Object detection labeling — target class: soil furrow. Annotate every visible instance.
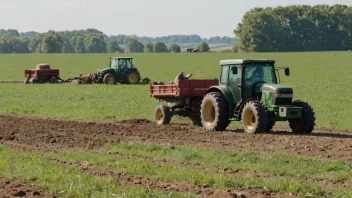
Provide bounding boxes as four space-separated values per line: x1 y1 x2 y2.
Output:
0 114 351 163
0 177 55 198
99 151 351 189
49 158 253 198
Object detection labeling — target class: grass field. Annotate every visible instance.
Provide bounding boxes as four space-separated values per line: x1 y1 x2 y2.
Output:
0 52 351 129
1 51 352 197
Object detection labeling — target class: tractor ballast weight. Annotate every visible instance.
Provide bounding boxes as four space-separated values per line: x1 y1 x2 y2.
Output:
92 57 141 85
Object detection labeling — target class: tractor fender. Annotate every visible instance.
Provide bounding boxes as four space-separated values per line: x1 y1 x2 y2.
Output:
99 68 115 76
206 86 235 119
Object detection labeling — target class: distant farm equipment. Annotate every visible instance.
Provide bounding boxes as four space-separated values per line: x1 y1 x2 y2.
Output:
24 64 62 84
92 57 143 85
20 58 150 85
184 48 200 53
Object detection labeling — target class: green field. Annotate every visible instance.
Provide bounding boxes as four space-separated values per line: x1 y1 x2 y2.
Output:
0 52 351 129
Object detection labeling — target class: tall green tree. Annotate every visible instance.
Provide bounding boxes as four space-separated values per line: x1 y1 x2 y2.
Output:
107 40 123 53
169 43 181 53
154 42 168 52
124 38 144 53
84 34 106 53
41 31 63 53
144 43 154 52
234 5 352 52
73 37 86 53
196 41 210 52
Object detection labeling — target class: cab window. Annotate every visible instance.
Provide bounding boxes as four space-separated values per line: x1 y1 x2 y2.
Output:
220 65 230 84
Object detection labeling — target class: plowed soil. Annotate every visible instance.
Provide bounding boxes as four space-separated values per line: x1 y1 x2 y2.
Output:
0 114 351 198
0 114 351 162
0 177 55 198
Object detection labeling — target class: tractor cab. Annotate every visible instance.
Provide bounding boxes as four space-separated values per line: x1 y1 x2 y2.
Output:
219 59 289 105
110 57 134 80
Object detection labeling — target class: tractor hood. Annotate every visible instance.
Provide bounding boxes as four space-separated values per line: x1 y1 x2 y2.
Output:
260 84 293 95
260 84 293 106
99 68 114 75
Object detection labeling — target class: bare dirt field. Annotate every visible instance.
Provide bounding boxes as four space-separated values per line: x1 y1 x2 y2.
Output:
0 114 351 162
1 114 351 197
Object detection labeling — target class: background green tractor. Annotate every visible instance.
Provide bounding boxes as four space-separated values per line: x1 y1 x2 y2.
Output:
92 57 141 85
201 59 316 133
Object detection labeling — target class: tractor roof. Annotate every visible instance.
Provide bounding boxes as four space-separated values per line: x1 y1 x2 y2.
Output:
220 59 275 65
110 57 133 59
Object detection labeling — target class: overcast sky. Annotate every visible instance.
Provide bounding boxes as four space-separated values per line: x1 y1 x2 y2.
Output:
0 0 351 38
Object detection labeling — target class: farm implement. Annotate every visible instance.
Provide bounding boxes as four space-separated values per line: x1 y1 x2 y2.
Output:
150 59 316 134
11 57 150 85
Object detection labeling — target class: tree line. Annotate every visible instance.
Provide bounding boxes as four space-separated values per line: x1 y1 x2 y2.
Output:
0 29 231 53
233 4 352 52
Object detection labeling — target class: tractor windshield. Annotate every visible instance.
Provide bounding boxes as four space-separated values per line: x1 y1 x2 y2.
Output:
245 64 277 85
110 59 118 69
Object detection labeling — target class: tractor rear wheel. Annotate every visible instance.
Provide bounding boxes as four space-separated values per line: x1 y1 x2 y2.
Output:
241 101 267 134
154 105 172 125
103 74 116 85
289 100 315 133
201 92 229 131
125 70 141 84
189 115 202 126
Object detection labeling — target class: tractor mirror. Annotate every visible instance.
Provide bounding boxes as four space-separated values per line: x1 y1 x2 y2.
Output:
231 67 238 75
285 67 290 76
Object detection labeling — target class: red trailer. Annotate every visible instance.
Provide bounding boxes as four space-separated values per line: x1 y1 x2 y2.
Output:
24 64 62 84
150 79 218 125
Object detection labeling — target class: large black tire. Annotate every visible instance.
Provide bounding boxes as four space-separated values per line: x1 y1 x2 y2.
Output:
103 74 116 85
30 78 39 84
241 101 267 134
92 73 98 84
189 115 202 126
265 110 276 133
289 100 315 133
154 105 172 125
200 92 229 131
125 70 141 84
48 77 59 84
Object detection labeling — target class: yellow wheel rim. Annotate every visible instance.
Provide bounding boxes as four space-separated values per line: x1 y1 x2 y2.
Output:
203 101 215 126
128 73 138 84
155 108 164 122
244 109 255 130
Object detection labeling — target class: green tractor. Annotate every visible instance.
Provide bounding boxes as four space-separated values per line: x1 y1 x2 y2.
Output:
201 59 316 133
92 57 141 85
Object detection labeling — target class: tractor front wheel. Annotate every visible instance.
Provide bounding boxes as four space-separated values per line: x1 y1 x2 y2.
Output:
241 101 267 134
200 92 229 131
154 105 172 125
103 74 116 85
289 100 315 133
125 70 141 84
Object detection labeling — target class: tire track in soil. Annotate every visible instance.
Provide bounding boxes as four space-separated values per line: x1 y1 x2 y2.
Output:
0 177 55 198
0 114 351 163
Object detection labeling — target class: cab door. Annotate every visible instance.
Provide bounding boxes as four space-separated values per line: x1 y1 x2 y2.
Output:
227 65 242 105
